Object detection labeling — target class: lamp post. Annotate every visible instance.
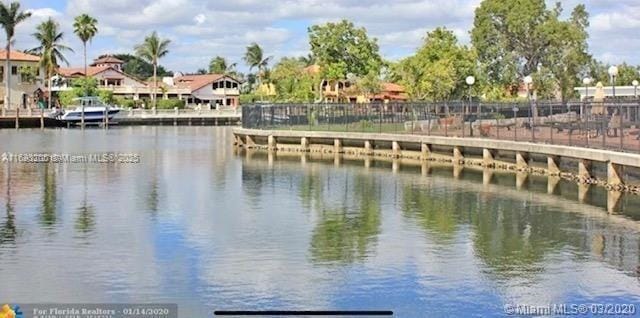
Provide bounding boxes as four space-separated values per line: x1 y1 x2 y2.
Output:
523 75 534 142
466 76 475 137
582 77 592 120
633 79 639 128
608 65 621 148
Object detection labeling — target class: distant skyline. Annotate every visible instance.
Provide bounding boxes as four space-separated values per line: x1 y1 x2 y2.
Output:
12 0 640 74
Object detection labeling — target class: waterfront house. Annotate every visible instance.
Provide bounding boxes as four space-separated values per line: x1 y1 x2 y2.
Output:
54 55 241 108
303 64 408 103
0 50 45 109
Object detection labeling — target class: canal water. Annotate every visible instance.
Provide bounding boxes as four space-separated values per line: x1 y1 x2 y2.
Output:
0 126 639 317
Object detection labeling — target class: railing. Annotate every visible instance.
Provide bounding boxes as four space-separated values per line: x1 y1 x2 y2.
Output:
0 107 47 117
117 107 241 118
242 101 640 153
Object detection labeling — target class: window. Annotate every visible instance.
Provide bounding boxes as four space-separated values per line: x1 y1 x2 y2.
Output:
212 82 219 89
11 66 17 75
226 81 232 89
0 66 3 83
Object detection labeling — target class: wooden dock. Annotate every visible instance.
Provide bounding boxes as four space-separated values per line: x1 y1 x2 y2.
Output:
0 107 242 128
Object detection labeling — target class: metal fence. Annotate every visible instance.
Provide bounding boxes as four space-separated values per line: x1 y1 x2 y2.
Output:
242 101 640 153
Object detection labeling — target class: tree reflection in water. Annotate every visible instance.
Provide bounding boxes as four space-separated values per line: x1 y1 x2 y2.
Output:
40 164 57 228
310 173 381 264
1 164 16 245
75 164 95 235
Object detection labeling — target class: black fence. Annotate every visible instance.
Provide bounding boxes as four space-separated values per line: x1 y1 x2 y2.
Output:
242 101 640 153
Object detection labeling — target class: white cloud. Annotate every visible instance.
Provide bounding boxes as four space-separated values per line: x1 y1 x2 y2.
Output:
7 0 640 73
194 14 206 25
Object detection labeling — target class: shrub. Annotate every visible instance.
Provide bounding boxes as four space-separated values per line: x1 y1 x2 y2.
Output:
239 93 257 105
156 99 185 109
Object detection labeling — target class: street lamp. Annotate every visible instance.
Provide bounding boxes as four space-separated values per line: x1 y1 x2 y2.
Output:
608 65 621 147
523 75 535 141
582 77 592 120
633 79 639 126
466 76 475 137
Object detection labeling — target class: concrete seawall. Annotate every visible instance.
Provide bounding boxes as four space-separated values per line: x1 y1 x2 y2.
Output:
233 128 640 194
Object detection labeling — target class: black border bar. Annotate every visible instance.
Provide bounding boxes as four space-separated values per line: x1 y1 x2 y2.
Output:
214 310 393 316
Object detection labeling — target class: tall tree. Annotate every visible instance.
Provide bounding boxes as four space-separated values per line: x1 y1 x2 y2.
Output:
209 56 236 75
308 20 382 79
31 18 73 109
135 31 170 109
541 3 590 103
391 27 476 101
270 57 317 102
0 1 31 109
472 0 591 100
243 43 271 84
73 14 98 96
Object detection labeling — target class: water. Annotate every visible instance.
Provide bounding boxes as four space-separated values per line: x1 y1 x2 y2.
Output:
0 126 639 317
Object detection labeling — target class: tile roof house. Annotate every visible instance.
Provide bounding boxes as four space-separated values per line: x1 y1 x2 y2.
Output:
53 56 242 108
0 50 45 109
303 64 408 103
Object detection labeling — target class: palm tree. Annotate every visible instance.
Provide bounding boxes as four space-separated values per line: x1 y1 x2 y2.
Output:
135 31 170 109
0 1 31 109
243 42 271 85
209 56 236 75
73 14 98 95
30 18 73 109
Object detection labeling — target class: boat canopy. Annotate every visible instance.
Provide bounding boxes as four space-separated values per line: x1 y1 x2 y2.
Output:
73 96 106 107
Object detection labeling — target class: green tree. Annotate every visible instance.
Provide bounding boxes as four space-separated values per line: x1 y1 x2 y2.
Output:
472 0 591 101
30 18 73 108
392 27 476 101
243 43 272 85
0 1 31 109
112 53 171 79
356 71 382 100
540 3 591 103
615 63 640 86
270 57 317 102
308 19 382 79
135 31 170 109
209 56 237 75
472 0 549 90
73 14 98 96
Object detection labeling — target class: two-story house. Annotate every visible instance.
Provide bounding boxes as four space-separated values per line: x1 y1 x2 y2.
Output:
55 55 241 108
0 50 45 109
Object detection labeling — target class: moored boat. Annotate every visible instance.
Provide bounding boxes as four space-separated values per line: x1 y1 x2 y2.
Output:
59 97 120 124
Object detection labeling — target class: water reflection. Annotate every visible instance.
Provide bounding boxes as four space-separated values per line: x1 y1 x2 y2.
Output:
310 174 381 264
1 127 639 317
40 164 57 228
75 165 95 236
1 164 16 245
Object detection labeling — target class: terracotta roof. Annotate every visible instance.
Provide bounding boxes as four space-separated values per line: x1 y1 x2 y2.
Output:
303 64 321 75
0 50 40 62
91 55 124 65
57 66 147 85
174 74 240 91
381 82 405 93
57 66 112 77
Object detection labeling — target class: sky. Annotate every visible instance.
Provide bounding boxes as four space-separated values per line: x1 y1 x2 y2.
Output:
11 0 640 74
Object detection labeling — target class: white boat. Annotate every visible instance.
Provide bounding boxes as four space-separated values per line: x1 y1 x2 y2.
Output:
59 97 120 124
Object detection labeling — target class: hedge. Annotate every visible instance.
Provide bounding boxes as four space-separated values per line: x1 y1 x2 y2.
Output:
156 99 186 109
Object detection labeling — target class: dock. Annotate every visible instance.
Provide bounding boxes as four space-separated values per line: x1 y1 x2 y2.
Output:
0 107 242 128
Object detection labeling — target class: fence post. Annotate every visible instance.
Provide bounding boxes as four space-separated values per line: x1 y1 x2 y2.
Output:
619 103 624 151
602 106 607 149
15 107 19 129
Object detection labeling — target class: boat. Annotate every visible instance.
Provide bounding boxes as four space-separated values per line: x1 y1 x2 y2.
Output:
58 97 120 124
